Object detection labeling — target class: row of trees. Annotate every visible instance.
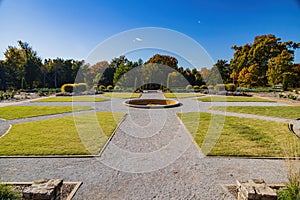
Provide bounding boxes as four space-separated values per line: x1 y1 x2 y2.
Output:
204 34 300 89
0 34 299 91
0 41 84 90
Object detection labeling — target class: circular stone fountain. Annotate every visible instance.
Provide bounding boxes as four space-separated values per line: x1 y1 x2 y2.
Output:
123 99 181 109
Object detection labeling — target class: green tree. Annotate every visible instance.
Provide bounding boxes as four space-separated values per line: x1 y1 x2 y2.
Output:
214 60 230 84
3 45 25 89
18 41 42 88
0 60 6 90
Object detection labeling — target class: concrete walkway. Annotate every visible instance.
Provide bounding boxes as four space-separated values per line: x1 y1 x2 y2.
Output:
0 93 294 199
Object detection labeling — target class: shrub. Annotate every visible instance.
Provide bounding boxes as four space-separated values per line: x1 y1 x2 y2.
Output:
107 85 113 91
207 85 214 90
74 83 87 93
114 85 120 90
61 84 74 93
225 83 236 91
200 85 208 90
99 85 106 91
214 84 225 91
185 85 193 90
279 94 286 98
193 85 200 92
0 184 21 199
288 94 297 100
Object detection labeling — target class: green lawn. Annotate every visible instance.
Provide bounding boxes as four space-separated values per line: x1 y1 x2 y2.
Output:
34 96 107 102
0 112 125 155
178 112 300 157
0 106 93 120
211 106 300 119
101 92 141 98
197 96 274 102
164 93 204 98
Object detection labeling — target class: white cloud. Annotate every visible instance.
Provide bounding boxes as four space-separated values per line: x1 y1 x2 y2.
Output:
134 37 143 42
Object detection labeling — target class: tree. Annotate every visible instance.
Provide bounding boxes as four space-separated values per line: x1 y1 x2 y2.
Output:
3 45 25 89
230 34 300 88
145 54 178 70
0 60 6 90
90 61 109 85
200 67 211 82
267 49 294 87
206 65 223 85
214 60 230 84
18 41 42 89
113 61 135 87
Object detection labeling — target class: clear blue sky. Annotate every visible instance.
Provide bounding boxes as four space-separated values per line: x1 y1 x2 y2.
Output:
0 0 300 67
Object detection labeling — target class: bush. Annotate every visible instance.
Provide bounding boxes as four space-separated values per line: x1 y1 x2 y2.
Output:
225 83 236 91
193 85 200 92
200 85 208 90
61 84 74 93
99 85 106 91
214 84 225 91
0 184 21 199
288 94 297 100
185 85 193 90
279 94 286 98
114 85 120 90
74 83 87 93
207 85 214 90
107 85 113 91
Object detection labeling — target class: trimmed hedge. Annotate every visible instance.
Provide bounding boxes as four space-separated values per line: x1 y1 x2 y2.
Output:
99 85 106 91
61 83 87 93
185 85 193 90
61 84 74 93
214 84 225 91
225 83 236 91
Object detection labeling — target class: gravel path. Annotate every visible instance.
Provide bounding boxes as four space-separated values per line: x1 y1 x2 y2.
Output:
0 93 295 199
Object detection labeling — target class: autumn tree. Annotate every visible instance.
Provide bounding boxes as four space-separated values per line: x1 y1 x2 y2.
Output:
145 54 178 70
230 34 300 88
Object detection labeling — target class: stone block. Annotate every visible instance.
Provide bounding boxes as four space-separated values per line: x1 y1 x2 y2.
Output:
23 179 63 200
236 179 277 200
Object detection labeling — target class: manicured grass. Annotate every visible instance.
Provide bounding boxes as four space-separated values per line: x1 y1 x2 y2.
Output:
211 106 300 119
197 96 274 102
0 112 125 155
163 93 204 98
34 96 107 102
178 112 300 157
0 106 93 120
102 92 141 98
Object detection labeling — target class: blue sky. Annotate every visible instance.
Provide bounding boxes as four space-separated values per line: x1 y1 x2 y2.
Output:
0 0 300 68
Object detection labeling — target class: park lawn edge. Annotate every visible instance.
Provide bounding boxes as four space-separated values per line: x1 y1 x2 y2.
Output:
33 96 107 102
210 106 300 119
0 112 125 156
163 93 204 98
0 106 93 120
197 95 275 102
178 112 300 157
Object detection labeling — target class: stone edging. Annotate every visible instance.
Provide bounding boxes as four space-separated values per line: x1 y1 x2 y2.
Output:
98 113 128 157
0 181 83 200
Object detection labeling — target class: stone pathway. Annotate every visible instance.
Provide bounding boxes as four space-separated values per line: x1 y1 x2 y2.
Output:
0 93 295 199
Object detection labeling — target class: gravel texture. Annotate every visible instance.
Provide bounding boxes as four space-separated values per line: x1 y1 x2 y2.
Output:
0 93 294 199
